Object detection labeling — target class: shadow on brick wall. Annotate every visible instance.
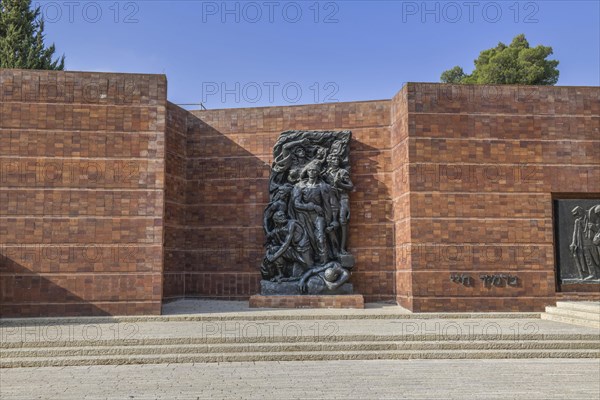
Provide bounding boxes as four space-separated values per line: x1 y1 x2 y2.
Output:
164 103 396 303
346 139 396 302
164 106 266 301
0 255 109 317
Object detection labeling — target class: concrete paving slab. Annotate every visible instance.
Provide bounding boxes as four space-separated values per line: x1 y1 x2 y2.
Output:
1 359 599 400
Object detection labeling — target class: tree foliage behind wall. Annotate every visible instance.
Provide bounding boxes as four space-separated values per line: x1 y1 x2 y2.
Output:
441 34 559 85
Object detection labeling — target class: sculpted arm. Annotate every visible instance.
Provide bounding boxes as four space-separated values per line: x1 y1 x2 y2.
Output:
269 224 294 261
298 264 329 293
263 204 275 234
570 219 580 252
293 186 318 212
273 139 307 169
282 138 310 152
336 176 354 192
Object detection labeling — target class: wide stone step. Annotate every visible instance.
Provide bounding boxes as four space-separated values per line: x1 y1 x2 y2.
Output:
0 312 542 326
2 349 599 368
4 333 600 349
541 313 600 329
545 307 600 322
555 301 600 314
3 340 598 359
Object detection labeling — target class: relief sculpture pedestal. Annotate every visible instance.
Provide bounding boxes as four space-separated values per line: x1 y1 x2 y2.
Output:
249 295 364 309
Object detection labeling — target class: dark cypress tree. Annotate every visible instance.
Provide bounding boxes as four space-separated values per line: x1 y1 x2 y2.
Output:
0 0 65 70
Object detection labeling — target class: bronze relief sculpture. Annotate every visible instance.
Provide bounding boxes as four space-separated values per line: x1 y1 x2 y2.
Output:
555 199 600 284
569 204 600 281
260 130 355 295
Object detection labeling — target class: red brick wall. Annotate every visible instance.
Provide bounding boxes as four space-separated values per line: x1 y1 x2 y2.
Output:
391 85 412 309
163 103 188 300
187 101 395 302
399 83 600 311
2 70 598 316
0 70 167 317
180 84 598 311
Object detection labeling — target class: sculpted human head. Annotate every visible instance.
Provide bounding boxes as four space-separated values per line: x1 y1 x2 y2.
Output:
302 160 322 181
571 206 585 218
316 146 327 159
273 210 287 225
327 154 340 168
324 267 340 282
294 146 306 158
330 139 344 155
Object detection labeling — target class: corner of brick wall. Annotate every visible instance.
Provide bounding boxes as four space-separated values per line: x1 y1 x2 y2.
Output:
0 69 168 317
403 83 600 312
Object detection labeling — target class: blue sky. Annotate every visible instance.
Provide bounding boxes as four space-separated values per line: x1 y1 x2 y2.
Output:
39 0 599 108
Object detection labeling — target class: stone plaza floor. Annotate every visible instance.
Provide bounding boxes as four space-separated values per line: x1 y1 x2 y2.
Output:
1 359 599 400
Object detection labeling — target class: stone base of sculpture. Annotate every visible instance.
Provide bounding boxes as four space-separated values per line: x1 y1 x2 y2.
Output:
560 282 600 293
249 294 364 309
562 278 600 284
260 280 354 296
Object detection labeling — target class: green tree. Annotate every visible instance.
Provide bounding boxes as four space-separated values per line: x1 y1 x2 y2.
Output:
441 34 559 85
0 0 65 70
440 66 466 84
